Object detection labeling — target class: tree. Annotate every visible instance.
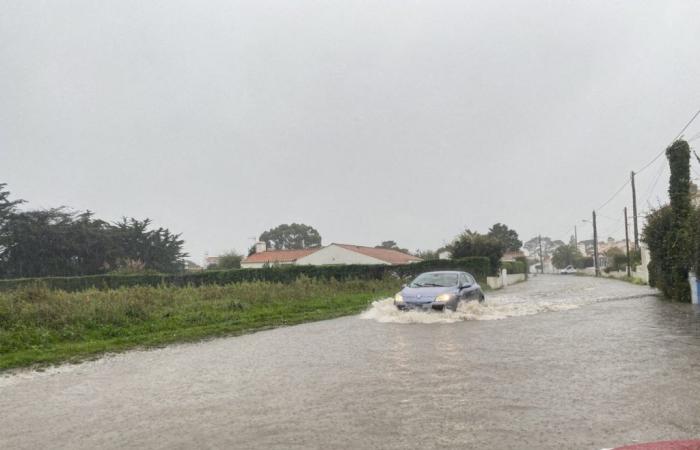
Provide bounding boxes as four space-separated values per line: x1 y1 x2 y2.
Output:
0 183 24 221
644 140 693 301
449 229 505 272
0 183 187 278
111 218 186 273
376 240 409 253
217 250 242 269
415 249 439 260
259 223 322 250
523 236 562 259
487 223 522 252
551 244 583 269
604 247 625 272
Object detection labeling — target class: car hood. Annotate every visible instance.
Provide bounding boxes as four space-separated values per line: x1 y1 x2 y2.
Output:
401 286 456 303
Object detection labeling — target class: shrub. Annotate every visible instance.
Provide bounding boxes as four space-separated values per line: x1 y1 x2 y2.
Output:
449 230 505 271
0 257 491 293
500 261 526 274
642 139 693 301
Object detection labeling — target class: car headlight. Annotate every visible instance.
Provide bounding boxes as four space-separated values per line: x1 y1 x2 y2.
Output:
394 293 404 304
435 293 455 302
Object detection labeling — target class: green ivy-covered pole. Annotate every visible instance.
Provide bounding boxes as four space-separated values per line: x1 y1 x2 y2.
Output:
666 139 692 302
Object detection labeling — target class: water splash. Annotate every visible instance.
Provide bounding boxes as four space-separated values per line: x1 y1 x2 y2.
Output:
360 298 579 324
361 275 657 324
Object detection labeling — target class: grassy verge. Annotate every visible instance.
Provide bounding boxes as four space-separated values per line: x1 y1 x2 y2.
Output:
0 277 401 371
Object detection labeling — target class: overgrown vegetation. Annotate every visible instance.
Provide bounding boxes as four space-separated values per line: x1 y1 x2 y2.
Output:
0 277 401 370
449 230 505 271
643 140 693 302
500 260 527 274
551 244 585 269
0 257 492 293
0 183 186 278
487 223 522 252
258 223 322 250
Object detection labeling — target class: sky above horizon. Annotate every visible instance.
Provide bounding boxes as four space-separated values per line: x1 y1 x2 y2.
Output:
2 0 700 263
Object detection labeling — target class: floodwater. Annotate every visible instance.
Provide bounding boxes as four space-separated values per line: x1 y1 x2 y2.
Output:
2 275 700 449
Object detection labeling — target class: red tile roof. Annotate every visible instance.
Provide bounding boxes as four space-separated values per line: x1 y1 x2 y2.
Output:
333 244 422 265
242 248 320 264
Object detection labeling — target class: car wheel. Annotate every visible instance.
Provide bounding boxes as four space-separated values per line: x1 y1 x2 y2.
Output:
478 294 485 303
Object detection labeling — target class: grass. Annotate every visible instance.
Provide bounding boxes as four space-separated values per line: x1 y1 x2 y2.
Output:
0 277 401 371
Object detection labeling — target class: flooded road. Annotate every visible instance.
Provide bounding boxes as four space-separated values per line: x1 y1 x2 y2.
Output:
2 276 700 449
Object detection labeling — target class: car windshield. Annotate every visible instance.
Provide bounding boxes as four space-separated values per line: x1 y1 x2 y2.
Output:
409 273 458 288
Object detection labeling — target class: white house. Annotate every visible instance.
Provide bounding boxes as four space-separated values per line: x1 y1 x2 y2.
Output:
241 242 421 268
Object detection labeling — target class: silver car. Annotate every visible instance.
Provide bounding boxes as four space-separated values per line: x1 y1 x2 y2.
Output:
394 271 485 311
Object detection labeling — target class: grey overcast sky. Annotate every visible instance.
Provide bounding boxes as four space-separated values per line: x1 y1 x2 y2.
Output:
2 1 700 262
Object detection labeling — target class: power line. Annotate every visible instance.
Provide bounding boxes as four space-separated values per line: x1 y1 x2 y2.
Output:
642 159 666 206
633 108 700 175
596 179 630 211
674 108 700 141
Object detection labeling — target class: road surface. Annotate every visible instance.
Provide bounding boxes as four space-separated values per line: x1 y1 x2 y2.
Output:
2 275 700 449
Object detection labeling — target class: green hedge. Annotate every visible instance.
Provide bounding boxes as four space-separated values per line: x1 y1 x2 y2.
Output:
0 257 491 292
500 260 526 275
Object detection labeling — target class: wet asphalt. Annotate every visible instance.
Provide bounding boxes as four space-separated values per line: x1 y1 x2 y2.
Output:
2 275 699 449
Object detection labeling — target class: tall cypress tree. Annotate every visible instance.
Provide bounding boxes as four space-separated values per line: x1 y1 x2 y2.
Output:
665 140 692 302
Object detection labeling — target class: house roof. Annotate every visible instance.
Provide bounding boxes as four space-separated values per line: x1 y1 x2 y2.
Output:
333 244 422 265
242 247 320 264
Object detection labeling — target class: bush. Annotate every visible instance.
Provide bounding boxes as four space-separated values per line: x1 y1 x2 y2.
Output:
642 139 693 301
0 257 491 293
500 261 526 274
449 230 504 272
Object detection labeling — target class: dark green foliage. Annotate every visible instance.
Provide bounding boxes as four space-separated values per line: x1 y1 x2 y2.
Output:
0 184 186 278
259 223 322 250
487 223 522 252
449 230 505 271
643 206 673 291
212 251 243 270
643 140 693 301
665 141 692 301
0 257 491 293
500 260 526 274
515 256 529 278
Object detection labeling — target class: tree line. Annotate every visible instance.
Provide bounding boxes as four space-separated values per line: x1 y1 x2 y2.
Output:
0 184 186 278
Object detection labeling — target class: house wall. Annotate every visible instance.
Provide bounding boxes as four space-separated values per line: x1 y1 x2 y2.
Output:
240 261 295 269
296 245 389 266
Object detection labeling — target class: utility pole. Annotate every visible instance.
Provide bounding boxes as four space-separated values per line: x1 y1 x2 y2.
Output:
574 225 578 247
624 207 631 277
538 235 544 274
592 210 599 277
631 171 639 251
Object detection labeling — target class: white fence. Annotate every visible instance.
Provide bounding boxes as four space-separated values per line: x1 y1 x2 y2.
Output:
486 269 526 289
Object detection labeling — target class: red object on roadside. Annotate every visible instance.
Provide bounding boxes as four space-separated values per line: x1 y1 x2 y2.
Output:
614 440 700 450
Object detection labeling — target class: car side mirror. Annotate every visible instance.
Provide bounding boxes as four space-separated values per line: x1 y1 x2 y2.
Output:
460 283 471 289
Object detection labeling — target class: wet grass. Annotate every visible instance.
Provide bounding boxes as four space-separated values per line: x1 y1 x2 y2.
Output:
0 277 401 371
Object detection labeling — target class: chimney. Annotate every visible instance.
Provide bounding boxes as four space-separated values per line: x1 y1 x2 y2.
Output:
255 241 267 253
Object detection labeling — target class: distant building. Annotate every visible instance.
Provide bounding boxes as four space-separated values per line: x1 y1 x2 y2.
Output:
184 260 203 272
241 242 422 268
501 251 525 262
204 256 220 269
